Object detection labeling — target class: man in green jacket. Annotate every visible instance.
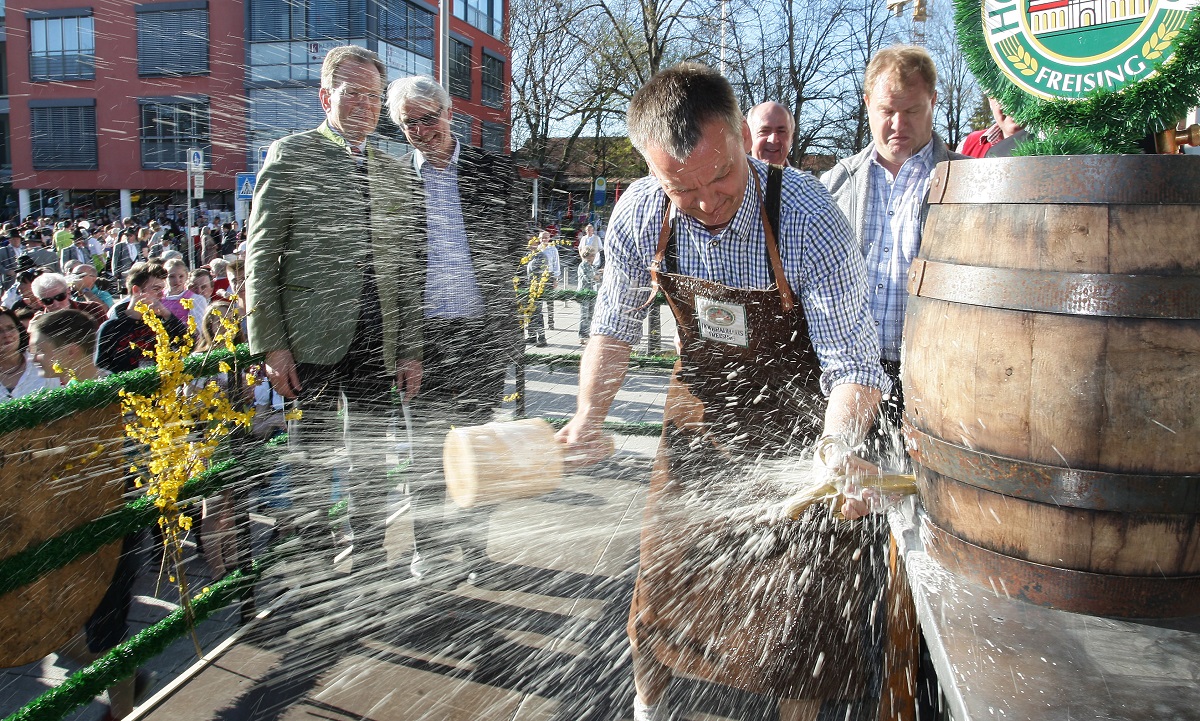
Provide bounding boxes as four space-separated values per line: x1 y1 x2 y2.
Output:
246 45 419 577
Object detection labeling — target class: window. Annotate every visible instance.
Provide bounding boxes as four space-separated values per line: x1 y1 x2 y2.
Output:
481 52 504 108
454 0 502 38
380 0 434 57
449 38 471 100
137 3 209 76
451 112 473 144
490 0 504 39
0 116 10 169
307 0 366 38
28 11 95 81
481 121 506 153
247 0 366 42
31 100 97 169
139 97 210 170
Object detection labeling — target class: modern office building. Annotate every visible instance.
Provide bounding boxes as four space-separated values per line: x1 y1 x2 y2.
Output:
3 0 511 224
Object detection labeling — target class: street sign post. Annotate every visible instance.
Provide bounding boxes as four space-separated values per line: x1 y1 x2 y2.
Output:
188 147 204 173
259 145 269 171
236 172 257 201
186 147 204 268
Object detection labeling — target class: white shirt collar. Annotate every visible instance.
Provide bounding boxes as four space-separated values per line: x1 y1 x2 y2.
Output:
413 138 461 179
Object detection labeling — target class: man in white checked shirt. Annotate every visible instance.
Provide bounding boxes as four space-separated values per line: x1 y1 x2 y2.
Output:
387 75 525 588
555 63 893 721
822 45 965 446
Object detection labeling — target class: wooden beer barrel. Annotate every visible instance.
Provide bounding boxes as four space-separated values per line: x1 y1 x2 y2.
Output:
903 155 1200 619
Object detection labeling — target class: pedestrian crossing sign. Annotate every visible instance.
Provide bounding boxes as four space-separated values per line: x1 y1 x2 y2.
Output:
236 172 257 201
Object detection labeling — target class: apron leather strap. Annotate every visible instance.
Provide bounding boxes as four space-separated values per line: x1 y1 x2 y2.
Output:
758 166 794 313
649 163 795 312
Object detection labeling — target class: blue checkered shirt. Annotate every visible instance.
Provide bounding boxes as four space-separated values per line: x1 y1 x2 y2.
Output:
592 157 889 396
415 140 486 319
862 141 936 362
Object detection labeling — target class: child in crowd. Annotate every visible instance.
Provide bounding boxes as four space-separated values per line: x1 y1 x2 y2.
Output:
189 267 215 303
161 258 207 331
577 246 600 346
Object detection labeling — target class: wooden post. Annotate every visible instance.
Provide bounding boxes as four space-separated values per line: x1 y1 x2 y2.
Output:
879 532 919 721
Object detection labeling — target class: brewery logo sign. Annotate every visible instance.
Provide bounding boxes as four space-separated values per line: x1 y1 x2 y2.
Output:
984 0 1197 100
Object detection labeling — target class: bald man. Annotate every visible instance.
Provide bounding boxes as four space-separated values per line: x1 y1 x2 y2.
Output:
747 101 795 165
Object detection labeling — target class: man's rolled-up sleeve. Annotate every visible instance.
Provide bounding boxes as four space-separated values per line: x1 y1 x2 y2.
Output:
801 199 891 397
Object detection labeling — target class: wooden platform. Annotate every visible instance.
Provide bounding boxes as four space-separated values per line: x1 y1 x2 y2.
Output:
130 434 784 721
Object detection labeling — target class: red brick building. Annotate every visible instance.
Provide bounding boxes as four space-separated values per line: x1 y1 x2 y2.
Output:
3 0 512 224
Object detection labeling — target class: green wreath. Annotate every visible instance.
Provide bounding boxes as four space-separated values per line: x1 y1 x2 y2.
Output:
955 0 1200 154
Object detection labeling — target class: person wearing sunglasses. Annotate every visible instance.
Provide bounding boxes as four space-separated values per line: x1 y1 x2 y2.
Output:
29 272 108 327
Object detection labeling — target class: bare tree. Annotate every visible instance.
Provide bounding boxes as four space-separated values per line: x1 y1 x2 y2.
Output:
830 0 904 155
510 0 610 183
926 0 979 148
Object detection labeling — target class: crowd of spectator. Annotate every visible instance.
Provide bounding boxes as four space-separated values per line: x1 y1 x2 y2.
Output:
0 214 248 400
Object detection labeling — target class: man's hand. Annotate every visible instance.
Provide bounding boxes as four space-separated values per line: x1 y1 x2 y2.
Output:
264 348 302 399
810 435 883 520
555 416 612 470
396 359 423 402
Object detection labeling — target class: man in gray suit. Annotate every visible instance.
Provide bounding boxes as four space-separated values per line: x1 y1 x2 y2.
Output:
387 75 525 586
246 46 417 577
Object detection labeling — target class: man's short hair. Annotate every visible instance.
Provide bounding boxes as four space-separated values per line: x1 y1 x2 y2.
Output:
864 45 937 98
747 101 796 135
627 62 744 163
68 264 96 282
126 261 167 290
30 308 96 354
387 75 451 125
32 272 69 298
320 45 386 90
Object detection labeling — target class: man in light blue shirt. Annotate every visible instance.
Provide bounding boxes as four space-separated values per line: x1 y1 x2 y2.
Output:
822 45 965 440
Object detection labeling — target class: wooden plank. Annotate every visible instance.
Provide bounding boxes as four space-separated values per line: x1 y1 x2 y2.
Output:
1109 205 1200 274
920 204 1110 273
918 469 1200 575
1028 313 1106 469
1100 318 1200 473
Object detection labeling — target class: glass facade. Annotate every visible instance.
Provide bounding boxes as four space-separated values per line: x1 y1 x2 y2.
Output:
248 0 367 41
453 0 502 39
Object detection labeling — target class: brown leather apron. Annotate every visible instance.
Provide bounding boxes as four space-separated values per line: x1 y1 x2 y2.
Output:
627 171 886 701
